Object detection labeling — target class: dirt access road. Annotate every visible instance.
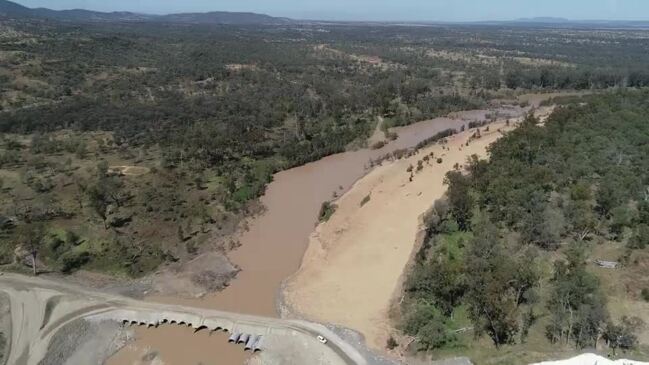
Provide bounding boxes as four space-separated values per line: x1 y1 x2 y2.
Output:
284 108 554 351
0 273 366 365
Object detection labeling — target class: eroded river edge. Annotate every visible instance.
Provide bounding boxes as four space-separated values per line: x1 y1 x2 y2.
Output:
108 93 575 365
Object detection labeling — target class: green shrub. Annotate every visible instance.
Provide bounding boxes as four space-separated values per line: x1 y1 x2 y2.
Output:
629 224 649 249
47 236 66 257
641 288 649 302
603 319 638 352
58 251 92 274
439 219 460 234
401 302 457 351
386 336 398 350
610 205 634 239
65 230 81 246
386 131 398 141
416 319 458 350
318 202 337 222
360 194 371 207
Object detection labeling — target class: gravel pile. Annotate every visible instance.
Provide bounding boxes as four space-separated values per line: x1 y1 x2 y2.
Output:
39 319 132 365
0 293 10 365
327 325 402 365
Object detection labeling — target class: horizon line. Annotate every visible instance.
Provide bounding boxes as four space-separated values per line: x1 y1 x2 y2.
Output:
7 0 649 24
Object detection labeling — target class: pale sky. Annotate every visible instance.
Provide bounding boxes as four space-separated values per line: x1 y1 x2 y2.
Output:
13 0 649 21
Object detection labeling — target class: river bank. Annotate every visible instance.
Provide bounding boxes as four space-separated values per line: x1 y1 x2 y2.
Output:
280 115 533 352
105 92 569 365
142 106 525 315
105 109 511 365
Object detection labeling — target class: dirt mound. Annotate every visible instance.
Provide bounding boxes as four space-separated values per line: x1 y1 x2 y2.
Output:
150 252 240 299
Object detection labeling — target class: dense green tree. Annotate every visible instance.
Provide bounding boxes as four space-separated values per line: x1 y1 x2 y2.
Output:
609 205 635 240
564 199 597 241
444 171 473 231
638 201 649 225
629 224 649 249
570 182 592 202
87 185 110 229
404 91 649 354
596 178 622 217
464 213 538 346
520 193 566 249
15 222 46 275
401 302 458 351
405 248 466 316
603 318 639 354
546 245 608 347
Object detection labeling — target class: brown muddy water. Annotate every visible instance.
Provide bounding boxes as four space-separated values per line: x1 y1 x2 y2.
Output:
106 106 532 365
106 325 249 365
146 109 521 316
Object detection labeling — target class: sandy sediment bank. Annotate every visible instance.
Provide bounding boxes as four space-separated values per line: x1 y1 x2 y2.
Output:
282 117 526 351
108 103 547 365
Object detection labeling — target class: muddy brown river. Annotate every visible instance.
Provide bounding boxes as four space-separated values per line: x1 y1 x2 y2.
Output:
149 112 504 314
107 98 554 364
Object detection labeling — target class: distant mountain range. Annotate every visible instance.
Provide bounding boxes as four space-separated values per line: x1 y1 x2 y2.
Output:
0 0 291 24
515 17 572 23
0 0 647 28
515 17 648 25
481 17 649 28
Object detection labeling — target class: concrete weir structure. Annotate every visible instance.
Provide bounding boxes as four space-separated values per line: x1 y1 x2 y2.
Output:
0 273 367 365
104 311 264 351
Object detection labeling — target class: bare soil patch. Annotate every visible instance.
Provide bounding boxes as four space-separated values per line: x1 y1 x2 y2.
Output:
108 165 150 176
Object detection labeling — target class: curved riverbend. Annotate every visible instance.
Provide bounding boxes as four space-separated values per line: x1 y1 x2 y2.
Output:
148 108 527 316
110 95 566 364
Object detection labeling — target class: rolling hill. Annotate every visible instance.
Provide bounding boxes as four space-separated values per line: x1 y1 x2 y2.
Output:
157 11 290 25
0 0 289 24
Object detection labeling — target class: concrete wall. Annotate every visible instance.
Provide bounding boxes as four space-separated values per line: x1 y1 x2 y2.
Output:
85 308 271 352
